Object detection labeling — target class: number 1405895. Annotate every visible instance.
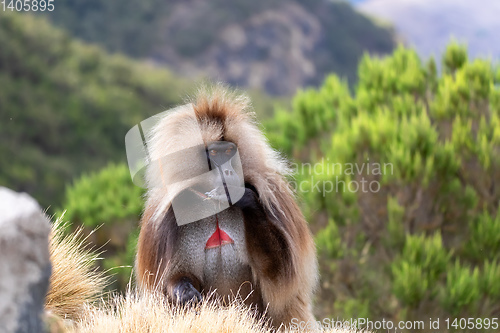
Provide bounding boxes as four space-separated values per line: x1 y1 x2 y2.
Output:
2 0 54 12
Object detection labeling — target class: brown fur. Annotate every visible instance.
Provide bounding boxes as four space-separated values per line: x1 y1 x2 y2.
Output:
136 85 318 328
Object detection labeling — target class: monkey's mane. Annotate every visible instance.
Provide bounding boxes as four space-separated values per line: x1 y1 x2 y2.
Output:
139 85 318 322
145 84 294 225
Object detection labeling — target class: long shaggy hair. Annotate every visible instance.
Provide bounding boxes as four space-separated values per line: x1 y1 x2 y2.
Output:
137 85 318 327
144 85 291 222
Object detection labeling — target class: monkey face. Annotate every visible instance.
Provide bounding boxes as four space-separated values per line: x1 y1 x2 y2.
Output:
125 105 245 225
145 141 245 226
206 141 242 200
168 141 245 225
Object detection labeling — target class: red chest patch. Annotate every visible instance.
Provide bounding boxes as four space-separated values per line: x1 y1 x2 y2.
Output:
205 216 234 249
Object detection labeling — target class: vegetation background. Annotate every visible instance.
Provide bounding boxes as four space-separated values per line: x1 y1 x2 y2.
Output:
1 1 499 332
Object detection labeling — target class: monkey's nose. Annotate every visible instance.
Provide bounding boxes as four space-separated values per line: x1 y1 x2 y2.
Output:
224 169 234 176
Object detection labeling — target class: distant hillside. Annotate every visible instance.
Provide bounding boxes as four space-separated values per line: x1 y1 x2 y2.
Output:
0 12 190 208
42 0 396 95
358 0 500 60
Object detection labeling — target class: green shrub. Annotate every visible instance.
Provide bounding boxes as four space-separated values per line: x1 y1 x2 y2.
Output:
267 42 500 324
467 209 500 261
481 260 500 300
392 233 451 306
316 218 344 260
59 163 144 291
334 298 371 323
440 261 481 316
442 41 468 74
392 262 429 307
400 233 451 283
61 163 144 228
265 75 353 157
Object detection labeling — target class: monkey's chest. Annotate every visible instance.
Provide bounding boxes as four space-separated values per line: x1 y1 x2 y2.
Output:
201 210 254 298
179 208 255 299
203 243 254 298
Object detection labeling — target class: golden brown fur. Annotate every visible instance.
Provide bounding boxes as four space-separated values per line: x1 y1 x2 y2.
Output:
136 85 318 328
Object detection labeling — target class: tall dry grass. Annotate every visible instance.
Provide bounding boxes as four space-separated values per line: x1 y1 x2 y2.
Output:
45 217 108 320
64 291 371 333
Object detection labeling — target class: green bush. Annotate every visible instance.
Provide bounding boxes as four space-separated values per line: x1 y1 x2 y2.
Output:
392 233 451 306
440 261 481 316
481 260 500 300
400 233 451 283
59 163 144 291
443 41 468 74
61 163 144 227
392 261 429 307
334 298 371 323
467 209 500 261
267 42 500 326
316 218 344 260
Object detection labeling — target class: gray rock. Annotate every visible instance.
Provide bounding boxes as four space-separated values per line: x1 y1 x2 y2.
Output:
0 187 51 333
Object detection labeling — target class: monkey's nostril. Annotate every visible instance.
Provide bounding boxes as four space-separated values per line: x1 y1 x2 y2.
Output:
224 170 234 176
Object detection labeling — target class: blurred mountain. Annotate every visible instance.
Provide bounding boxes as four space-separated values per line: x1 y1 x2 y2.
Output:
0 12 288 209
0 12 190 208
358 0 500 60
42 0 395 95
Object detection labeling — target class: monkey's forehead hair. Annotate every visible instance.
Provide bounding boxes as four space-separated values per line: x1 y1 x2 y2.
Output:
192 84 252 125
148 86 288 175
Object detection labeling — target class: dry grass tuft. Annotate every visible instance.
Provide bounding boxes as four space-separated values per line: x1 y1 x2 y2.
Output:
45 216 108 320
68 291 272 333
63 290 370 333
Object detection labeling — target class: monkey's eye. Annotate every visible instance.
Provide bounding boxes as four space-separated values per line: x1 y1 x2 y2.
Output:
209 149 217 156
225 149 232 155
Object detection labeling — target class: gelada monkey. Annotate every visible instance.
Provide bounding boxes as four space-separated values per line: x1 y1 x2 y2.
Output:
136 85 318 328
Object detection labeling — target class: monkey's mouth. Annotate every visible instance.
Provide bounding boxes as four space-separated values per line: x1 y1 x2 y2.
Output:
205 216 234 249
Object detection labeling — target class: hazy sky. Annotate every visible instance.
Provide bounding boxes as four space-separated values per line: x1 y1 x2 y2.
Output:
358 0 500 61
